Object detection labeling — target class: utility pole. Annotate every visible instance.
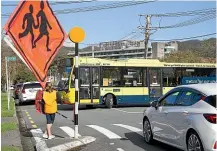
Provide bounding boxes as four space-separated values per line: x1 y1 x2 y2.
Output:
92 45 94 58
144 15 151 59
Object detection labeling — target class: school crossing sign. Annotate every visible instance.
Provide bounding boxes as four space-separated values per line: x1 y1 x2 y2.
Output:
4 0 67 88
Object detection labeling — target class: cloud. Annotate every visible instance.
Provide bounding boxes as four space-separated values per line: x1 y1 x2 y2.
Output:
63 38 75 47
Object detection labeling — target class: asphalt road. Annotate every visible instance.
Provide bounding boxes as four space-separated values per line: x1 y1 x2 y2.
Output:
19 103 182 151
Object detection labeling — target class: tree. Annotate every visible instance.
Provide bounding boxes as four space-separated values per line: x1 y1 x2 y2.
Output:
161 51 216 63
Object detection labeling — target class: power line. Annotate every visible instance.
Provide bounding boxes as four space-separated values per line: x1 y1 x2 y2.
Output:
2 0 156 17
1 0 97 7
139 8 216 17
150 13 216 29
150 33 216 41
80 32 216 46
54 1 155 15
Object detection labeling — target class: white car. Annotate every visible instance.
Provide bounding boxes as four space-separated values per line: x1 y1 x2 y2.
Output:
143 83 217 151
19 82 42 104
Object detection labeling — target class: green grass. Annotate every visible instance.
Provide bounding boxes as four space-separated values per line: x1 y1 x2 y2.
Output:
1 146 20 151
1 122 17 132
1 93 15 117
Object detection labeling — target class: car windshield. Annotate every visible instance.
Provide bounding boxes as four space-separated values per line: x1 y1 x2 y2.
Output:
205 95 216 108
24 83 41 89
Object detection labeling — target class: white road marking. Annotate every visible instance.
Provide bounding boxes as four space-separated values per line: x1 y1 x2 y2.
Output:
30 129 48 151
87 125 121 139
112 108 143 114
113 124 142 132
60 126 81 137
110 143 114 145
117 148 125 151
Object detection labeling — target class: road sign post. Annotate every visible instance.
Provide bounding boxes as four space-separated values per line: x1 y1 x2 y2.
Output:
69 27 85 139
5 56 16 110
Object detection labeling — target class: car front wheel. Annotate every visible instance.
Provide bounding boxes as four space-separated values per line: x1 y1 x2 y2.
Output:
143 118 153 144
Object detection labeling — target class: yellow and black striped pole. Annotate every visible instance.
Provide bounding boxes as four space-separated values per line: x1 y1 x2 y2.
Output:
69 27 85 139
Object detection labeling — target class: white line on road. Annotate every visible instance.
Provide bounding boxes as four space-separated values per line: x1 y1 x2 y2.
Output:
117 148 125 151
60 126 81 137
87 125 121 139
112 108 143 114
30 129 48 151
113 124 142 132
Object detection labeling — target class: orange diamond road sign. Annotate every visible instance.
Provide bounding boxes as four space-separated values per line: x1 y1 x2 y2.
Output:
4 0 67 88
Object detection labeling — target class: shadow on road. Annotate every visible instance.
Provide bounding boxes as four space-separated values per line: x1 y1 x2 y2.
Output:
57 104 104 111
124 132 182 151
57 104 148 111
114 105 150 108
18 101 35 106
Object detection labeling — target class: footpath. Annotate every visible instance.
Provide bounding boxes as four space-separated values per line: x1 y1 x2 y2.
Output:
1 93 95 151
1 93 23 151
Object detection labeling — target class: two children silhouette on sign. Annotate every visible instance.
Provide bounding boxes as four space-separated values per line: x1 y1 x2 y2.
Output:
19 1 52 51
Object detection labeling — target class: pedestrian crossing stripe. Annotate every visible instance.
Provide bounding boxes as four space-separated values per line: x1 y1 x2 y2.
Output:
112 124 142 132
31 123 143 140
87 125 121 139
60 126 81 138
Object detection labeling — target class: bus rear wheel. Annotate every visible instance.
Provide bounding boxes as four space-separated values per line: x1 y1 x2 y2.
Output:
105 94 113 109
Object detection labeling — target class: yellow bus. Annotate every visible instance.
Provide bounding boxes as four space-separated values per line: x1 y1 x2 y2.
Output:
58 57 216 108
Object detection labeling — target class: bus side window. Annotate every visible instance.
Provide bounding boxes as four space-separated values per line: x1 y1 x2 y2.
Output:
163 68 177 87
123 68 143 87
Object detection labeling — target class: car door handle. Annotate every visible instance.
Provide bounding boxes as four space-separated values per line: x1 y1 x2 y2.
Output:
183 111 188 114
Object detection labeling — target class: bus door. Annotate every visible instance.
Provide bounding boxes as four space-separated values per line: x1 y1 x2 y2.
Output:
79 67 100 104
148 68 163 102
91 67 100 104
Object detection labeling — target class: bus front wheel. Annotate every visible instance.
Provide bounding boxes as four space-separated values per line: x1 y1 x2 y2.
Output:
105 94 113 109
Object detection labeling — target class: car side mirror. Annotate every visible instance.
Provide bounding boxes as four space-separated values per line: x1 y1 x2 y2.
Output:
150 100 158 110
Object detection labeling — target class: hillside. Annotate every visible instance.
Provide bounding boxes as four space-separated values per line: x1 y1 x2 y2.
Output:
178 38 216 58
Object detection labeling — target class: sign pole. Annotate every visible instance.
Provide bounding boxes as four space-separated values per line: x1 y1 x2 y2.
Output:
74 42 79 139
4 37 31 71
9 71 11 109
69 26 85 139
5 57 9 110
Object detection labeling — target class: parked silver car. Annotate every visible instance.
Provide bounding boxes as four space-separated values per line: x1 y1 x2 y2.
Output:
18 82 42 104
143 83 217 151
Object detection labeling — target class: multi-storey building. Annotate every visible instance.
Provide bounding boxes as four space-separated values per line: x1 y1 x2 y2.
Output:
152 41 178 59
67 40 178 59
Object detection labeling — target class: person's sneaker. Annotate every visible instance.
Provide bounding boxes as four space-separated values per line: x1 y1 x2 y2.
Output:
42 133 48 138
48 135 55 139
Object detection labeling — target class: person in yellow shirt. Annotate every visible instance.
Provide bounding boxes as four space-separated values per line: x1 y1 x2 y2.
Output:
42 82 57 139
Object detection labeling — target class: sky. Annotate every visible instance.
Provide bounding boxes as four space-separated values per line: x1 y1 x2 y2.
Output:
1 1 216 48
